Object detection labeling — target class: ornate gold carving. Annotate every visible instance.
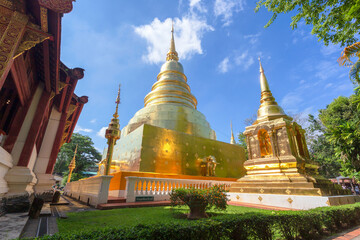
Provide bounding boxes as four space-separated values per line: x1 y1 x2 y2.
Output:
40 6 48 32
260 188 264 193
253 153 257 158
258 196 263 202
0 0 13 9
285 189 291 195
240 188 244 192
326 200 330 206
287 198 293 204
14 28 50 58
317 189 322 195
185 163 189 167
0 11 28 80
280 149 285 154
236 195 240 200
38 0 73 13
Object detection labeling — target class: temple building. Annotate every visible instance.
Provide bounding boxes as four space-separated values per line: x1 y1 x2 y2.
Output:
0 0 87 212
99 27 246 195
228 59 357 209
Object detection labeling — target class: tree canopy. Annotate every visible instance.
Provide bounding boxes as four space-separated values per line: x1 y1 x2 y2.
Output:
255 0 360 46
53 133 101 182
319 95 360 179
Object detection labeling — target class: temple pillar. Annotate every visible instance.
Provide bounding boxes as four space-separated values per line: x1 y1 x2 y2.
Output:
33 108 62 193
4 85 44 195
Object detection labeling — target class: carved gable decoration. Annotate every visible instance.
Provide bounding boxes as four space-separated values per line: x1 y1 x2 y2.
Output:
39 0 73 13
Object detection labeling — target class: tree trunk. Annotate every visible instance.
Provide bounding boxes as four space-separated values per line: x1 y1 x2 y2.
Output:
187 202 208 220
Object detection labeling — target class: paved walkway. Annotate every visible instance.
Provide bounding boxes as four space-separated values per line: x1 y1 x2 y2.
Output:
0 212 29 240
326 227 360 240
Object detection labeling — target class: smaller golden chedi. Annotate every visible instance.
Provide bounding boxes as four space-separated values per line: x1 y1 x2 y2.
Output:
230 59 350 197
67 145 77 183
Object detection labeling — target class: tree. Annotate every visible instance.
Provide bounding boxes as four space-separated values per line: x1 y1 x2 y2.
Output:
306 114 341 178
255 0 360 46
318 95 360 180
53 133 101 182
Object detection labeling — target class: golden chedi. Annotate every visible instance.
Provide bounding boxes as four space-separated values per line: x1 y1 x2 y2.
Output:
229 59 356 208
102 26 246 178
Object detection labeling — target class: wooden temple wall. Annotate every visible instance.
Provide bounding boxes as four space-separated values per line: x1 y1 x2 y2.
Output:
0 0 87 202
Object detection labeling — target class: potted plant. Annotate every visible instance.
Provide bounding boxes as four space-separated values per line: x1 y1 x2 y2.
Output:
170 185 228 219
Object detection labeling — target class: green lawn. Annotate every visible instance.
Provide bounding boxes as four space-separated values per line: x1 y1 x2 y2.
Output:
57 205 271 234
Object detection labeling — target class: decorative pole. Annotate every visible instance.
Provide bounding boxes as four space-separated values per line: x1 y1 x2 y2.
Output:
104 84 121 175
67 144 77 183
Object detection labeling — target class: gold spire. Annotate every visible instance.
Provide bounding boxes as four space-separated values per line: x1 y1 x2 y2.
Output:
256 58 288 124
67 144 77 183
166 21 179 61
104 85 121 175
114 84 121 118
230 121 236 144
143 22 197 109
259 58 270 92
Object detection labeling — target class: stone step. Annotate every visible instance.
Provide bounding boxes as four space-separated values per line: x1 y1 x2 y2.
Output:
97 201 171 210
107 197 126 204
40 203 51 216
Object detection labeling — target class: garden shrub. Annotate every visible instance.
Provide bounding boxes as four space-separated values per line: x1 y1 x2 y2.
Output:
170 185 228 219
36 202 360 240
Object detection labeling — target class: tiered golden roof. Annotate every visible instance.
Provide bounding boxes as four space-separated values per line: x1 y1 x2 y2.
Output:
256 58 289 124
121 26 215 139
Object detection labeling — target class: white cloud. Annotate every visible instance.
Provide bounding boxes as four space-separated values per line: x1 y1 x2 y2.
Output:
320 44 341 56
315 60 342 80
189 0 207 13
97 127 107 139
218 57 230 73
90 119 97 124
74 125 93 133
234 51 254 70
134 17 213 64
244 33 261 45
325 83 333 89
281 92 303 112
214 0 245 26
299 80 306 85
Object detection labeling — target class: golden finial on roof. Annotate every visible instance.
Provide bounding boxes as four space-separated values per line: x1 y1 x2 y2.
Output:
259 57 270 92
114 84 121 118
166 20 179 62
255 58 288 124
230 121 236 144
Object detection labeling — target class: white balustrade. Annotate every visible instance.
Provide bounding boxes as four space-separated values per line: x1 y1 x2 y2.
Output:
64 175 113 207
125 176 234 202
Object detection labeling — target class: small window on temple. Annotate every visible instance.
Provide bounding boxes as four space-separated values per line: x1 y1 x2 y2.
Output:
258 129 273 157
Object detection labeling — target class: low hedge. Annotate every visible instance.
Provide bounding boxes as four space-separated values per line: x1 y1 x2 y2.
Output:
36 202 360 240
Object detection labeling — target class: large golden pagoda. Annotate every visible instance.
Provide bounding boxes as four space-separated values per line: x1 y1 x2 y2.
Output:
104 26 246 178
229 60 352 207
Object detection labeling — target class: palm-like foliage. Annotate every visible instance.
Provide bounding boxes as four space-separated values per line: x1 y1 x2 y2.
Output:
338 42 360 83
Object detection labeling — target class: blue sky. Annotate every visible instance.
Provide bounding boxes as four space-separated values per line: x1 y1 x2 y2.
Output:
60 0 354 152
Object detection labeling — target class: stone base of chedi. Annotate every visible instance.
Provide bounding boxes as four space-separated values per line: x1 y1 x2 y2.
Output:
229 60 360 210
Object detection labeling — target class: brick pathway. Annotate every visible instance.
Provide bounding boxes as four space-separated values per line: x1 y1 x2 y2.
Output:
329 227 360 240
